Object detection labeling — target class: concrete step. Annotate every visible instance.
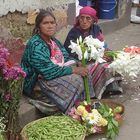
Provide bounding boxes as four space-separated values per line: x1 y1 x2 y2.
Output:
19 95 59 130
19 96 44 130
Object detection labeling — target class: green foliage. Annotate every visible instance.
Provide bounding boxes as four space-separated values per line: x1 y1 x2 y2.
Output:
98 104 119 139
0 45 26 140
0 79 24 137
104 51 120 60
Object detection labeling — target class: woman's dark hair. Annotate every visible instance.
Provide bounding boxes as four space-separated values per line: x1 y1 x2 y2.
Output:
32 9 56 35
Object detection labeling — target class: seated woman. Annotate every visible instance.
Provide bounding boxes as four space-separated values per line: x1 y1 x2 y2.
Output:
21 9 92 114
64 6 123 98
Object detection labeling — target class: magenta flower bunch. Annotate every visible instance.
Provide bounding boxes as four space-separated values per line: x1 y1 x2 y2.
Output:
0 43 26 140
3 65 26 80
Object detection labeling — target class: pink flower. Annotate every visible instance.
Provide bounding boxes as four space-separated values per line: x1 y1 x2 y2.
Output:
0 58 6 68
74 100 81 108
68 107 81 121
93 125 102 133
4 93 12 102
0 46 9 59
3 65 26 80
68 107 76 116
72 114 81 121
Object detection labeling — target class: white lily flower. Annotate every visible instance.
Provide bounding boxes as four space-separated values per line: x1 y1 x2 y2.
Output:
68 36 105 63
90 46 98 59
129 72 137 78
68 41 83 60
96 57 106 63
85 111 101 125
84 35 104 48
109 51 140 79
84 50 88 59
79 36 83 44
98 47 105 57
76 36 83 46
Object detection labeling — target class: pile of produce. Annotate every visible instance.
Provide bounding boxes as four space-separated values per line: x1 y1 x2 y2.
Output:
21 115 86 140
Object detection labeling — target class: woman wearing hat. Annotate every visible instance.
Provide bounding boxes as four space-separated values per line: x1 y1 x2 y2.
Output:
64 6 123 99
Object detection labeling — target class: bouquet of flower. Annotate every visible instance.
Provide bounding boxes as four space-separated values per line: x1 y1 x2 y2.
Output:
0 43 26 140
68 37 125 139
108 46 140 80
69 35 105 63
69 36 105 104
68 100 124 139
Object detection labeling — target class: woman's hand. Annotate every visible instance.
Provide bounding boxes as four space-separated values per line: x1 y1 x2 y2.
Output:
72 66 88 77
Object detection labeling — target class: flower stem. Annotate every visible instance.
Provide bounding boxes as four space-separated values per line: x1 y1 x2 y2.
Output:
0 133 4 140
83 76 91 104
82 57 91 104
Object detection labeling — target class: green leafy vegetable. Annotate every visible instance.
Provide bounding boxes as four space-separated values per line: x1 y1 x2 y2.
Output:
98 104 119 139
104 51 120 60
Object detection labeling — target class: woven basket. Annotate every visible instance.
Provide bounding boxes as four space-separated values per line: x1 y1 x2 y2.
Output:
91 99 125 134
21 116 86 140
91 99 125 114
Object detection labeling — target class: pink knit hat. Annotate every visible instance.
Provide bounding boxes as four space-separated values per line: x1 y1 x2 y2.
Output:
79 6 98 22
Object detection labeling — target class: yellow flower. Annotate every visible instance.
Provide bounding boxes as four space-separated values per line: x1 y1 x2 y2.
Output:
109 108 114 116
83 101 88 106
92 109 101 115
109 108 113 114
82 111 89 118
76 105 87 116
98 118 108 126
90 127 96 133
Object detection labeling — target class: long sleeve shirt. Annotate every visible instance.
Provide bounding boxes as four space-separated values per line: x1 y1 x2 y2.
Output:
21 34 73 96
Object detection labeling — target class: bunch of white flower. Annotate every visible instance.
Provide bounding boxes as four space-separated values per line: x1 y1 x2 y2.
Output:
68 35 105 63
108 51 140 79
68 36 106 104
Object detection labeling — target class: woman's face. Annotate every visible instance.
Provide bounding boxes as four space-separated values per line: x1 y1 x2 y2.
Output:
39 15 56 37
79 14 93 30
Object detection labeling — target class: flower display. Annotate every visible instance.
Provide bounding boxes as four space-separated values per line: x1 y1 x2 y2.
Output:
68 35 105 63
108 46 140 79
123 46 140 54
68 101 123 139
0 43 26 140
68 36 105 104
67 37 129 139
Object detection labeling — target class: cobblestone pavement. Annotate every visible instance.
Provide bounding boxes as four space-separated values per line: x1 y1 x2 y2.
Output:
86 23 140 140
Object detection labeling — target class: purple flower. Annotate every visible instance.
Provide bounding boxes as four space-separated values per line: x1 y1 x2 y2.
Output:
0 58 7 69
0 46 9 59
93 125 102 133
3 65 26 80
4 93 12 102
74 99 81 108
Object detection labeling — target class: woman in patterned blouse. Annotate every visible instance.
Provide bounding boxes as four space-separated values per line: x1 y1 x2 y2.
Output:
21 9 90 113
